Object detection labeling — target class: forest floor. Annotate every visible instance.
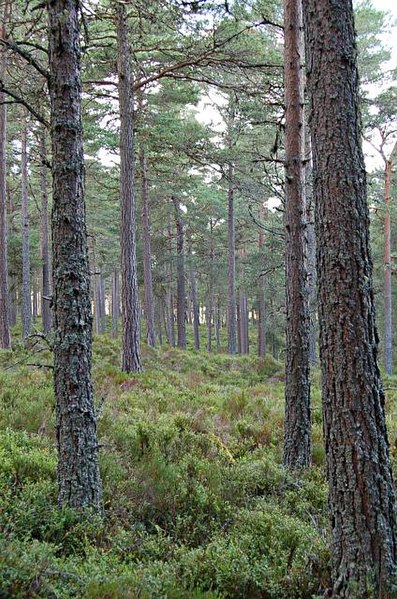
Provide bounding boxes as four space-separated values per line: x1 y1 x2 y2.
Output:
1 330 397 598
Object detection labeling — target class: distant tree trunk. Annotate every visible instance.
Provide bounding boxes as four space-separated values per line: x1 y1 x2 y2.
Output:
100 274 106 332
94 271 105 335
215 297 221 350
207 219 214 352
157 298 163 345
282 0 311 470
304 0 397 595
117 3 142 372
9 276 17 327
257 217 266 358
32 270 38 322
227 161 237 354
239 289 249 355
139 144 156 347
21 121 31 341
188 237 200 350
111 269 119 338
207 297 213 352
172 197 186 349
48 0 102 509
0 3 10 349
40 128 52 335
383 143 396 376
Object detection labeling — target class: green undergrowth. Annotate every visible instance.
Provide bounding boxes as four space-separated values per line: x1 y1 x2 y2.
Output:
0 332 342 598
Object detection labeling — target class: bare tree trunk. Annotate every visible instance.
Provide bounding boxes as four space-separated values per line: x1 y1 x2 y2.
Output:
9 276 17 327
305 114 317 366
239 290 249 355
21 120 31 341
383 143 396 376
282 0 311 470
32 270 38 322
139 143 156 347
257 220 266 358
304 0 397 594
227 159 237 354
157 298 163 345
188 237 200 350
40 128 52 335
48 0 102 509
172 197 186 349
111 268 119 338
215 297 221 350
207 297 213 352
0 3 10 349
117 3 142 372
94 271 105 335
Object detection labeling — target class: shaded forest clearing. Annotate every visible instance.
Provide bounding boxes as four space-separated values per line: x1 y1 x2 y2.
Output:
1 330 397 598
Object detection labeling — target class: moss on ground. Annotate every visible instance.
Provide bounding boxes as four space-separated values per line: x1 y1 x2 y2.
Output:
0 330 370 598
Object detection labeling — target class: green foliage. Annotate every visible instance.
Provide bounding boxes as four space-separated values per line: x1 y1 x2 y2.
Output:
0 337 331 598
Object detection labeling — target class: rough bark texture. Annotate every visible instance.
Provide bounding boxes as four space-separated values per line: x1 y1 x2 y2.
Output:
215 298 221 350
32 270 38 322
111 269 119 338
117 4 142 372
48 0 102 509
257 218 266 358
282 0 311 470
140 145 156 347
227 160 237 354
304 1 397 596
305 115 317 366
0 10 10 349
40 128 52 335
188 238 200 351
21 121 31 340
383 144 396 376
172 197 186 349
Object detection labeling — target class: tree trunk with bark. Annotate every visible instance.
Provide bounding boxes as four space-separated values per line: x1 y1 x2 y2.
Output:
305 115 317 366
282 0 311 470
188 237 200 350
257 215 266 358
0 7 11 349
32 270 38 322
40 128 52 335
139 144 156 347
304 1 397 595
383 142 397 376
111 268 119 338
48 0 102 510
227 163 237 354
117 4 142 372
215 297 221 350
21 120 31 341
172 196 186 349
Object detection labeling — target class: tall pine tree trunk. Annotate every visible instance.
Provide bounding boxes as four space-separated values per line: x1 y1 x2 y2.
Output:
111 268 119 338
304 0 397 594
0 6 10 348
117 3 142 372
40 128 52 335
257 216 266 358
32 270 38 322
188 237 200 350
227 160 237 354
172 197 186 349
21 120 31 341
140 144 156 347
383 142 396 376
282 0 311 470
48 0 102 509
